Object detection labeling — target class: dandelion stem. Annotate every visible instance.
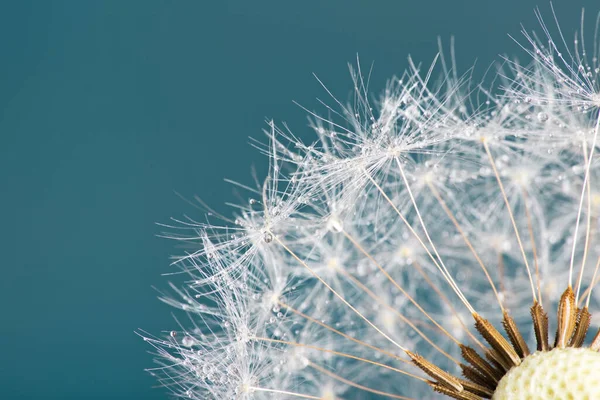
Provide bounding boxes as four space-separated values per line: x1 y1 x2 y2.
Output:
332 245 462 364
411 259 487 351
521 186 543 306
428 181 505 312
309 362 416 400
395 157 476 313
248 387 323 399
252 337 427 381
365 167 475 314
277 300 413 366
583 255 600 308
570 109 600 294
483 139 538 303
272 233 408 351
575 140 594 303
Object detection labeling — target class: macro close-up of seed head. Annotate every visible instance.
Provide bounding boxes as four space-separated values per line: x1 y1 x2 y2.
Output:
141 6 600 400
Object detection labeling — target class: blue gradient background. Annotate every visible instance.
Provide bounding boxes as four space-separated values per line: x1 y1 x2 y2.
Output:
0 1 595 399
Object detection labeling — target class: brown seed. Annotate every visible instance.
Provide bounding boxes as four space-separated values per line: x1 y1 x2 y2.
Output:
459 379 494 398
555 286 577 348
569 307 591 348
473 313 521 367
460 364 496 391
407 351 464 393
460 344 502 383
484 348 511 373
502 311 529 358
530 301 549 351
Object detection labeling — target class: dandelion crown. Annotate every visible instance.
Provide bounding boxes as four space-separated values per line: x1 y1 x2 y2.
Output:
142 7 600 400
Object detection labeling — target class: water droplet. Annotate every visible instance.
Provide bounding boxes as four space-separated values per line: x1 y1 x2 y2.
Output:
263 232 273 243
327 215 343 233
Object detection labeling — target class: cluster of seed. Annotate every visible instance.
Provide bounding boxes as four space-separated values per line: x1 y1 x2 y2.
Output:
143 9 600 400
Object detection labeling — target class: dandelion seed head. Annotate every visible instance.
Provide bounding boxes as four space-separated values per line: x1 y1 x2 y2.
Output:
144 7 600 400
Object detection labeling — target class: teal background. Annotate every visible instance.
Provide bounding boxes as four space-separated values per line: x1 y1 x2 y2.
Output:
0 1 595 399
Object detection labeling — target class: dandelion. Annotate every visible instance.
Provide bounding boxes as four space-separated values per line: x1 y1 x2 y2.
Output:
142 7 600 400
